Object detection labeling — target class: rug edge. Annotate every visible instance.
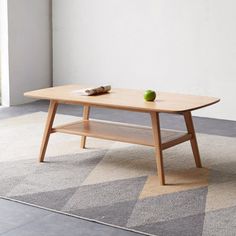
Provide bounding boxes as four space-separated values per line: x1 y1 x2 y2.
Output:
0 196 156 236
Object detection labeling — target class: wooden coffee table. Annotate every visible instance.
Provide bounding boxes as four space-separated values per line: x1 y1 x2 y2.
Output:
25 84 220 185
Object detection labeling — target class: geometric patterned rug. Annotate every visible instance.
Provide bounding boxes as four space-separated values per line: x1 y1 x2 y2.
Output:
0 112 236 236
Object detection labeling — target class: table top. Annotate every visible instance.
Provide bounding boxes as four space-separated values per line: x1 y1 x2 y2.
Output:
24 84 220 113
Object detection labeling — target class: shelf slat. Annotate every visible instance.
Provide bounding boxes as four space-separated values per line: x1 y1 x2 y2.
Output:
52 120 191 149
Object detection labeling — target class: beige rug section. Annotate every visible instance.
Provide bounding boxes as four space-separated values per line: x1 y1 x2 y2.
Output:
0 112 115 163
139 168 209 199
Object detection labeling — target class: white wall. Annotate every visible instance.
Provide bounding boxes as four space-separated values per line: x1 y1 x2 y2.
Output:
0 0 10 105
53 0 236 120
1 0 52 106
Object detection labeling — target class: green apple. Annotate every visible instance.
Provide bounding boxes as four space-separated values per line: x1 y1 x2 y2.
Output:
144 90 156 101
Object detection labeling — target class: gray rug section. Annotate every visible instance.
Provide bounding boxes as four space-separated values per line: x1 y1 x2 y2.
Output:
0 176 27 196
127 187 208 228
209 169 236 184
12 187 78 210
4 151 107 198
203 206 236 236
70 200 139 227
0 159 37 179
62 177 147 211
134 213 205 236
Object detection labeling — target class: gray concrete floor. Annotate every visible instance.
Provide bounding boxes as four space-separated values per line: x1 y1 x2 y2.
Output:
0 199 144 236
0 101 235 236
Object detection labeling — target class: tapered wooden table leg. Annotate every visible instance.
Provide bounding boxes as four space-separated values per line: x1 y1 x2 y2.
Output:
183 111 202 168
39 100 58 162
150 112 165 185
80 105 90 149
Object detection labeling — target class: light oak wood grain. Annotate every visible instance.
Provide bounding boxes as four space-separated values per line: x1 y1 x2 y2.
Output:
80 105 90 149
52 120 190 149
150 112 165 185
184 111 202 168
24 84 220 113
39 100 58 162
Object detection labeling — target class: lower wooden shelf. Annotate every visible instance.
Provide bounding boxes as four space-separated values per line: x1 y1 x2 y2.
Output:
52 120 192 150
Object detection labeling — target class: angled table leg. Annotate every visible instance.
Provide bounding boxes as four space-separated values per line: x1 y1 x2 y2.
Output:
150 112 165 185
80 105 90 149
183 111 202 168
39 100 58 162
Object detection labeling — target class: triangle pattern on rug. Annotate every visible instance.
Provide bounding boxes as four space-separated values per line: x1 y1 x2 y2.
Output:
69 200 138 227
208 168 236 184
62 176 147 212
0 175 28 196
203 205 236 236
81 144 156 186
7 151 107 197
11 187 79 211
134 213 205 236
127 187 208 228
